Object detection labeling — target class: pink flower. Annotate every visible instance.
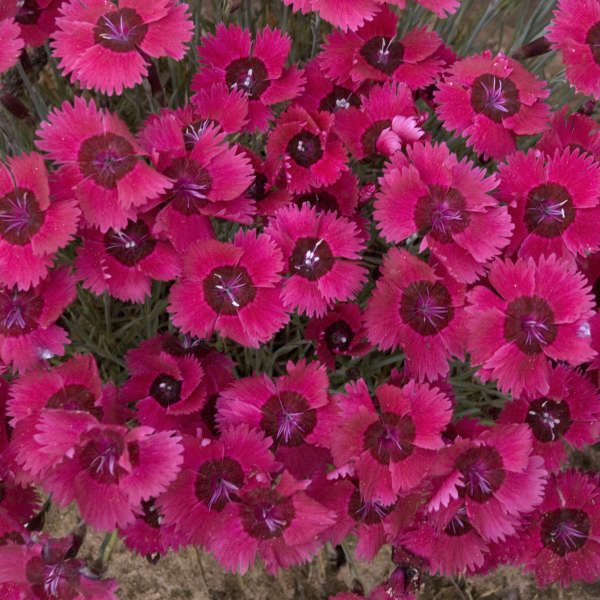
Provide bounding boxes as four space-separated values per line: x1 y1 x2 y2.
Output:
521 470 600 586
435 50 550 160
52 0 193 95
374 142 512 283
36 97 170 232
0 266 76 372
0 1 61 48
168 230 288 348
466 254 596 397
75 215 181 303
188 84 249 134
365 248 467 381
266 105 347 194
0 152 79 290
320 7 446 90
0 17 22 74
498 148 600 262
547 0 600 99
264 203 367 317
191 24 304 131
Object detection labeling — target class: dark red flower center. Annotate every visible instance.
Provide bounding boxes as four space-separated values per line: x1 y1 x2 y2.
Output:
93 8 148 53
46 384 102 419
164 157 213 215
78 429 125 485
455 445 505 503
414 185 469 243
319 86 361 112
361 119 392 157
504 295 557 354
363 412 416 465
240 488 295 539
149 374 182 408
524 183 575 238
161 334 211 360
15 0 42 25
541 508 590 556
400 280 453 336
260 390 316 446
360 36 405 75
245 172 268 202
443 505 473 536
470 74 520 123
586 22 600 66
141 498 163 529
349 489 393 524
289 237 334 280
0 188 44 246
104 219 156 267
26 554 81 600
203 265 256 315
325 319 354 353
286 131 323 168
0 288 43 336
525 397 572 443
294 191 339 213
225 57 270 100
78 132 137 189
195 457 244 512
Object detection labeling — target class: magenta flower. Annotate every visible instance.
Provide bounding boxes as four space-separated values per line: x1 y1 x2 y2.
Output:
305 303 372 370
498 148 600 262
466 254 596 397
0 16 22 74
320 7 446 90
0 152 80 290
159 426 276 548
75 216 181 303
521 470 600 586
328 379 451 505
365 248 467 381
191 24 304 131
0 266 75 372
217 359 329 448
334 82 422 160
188 83 249 134
265 203 367 317
266 105 347 194
498 365 600 473
52 0 193 95
435 50 550 160
36 97 170 232
168 230 288 348
1 0 61 48
374 142 512 283
547 0 600 99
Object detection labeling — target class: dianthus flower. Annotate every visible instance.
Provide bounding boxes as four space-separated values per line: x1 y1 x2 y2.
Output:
374 142 512 283
305 303 372 370
498 148 600 261
0 16 22 74
0 152 80 290
34 414 183 530
168 230 288 348
266 105 347 194
264 203 367 317
328 379 451 505
36 97 170 232
435 50 550 160
0 266 75 372
52 0 193 95
521 470 600 586
365 248 467 381
159 426 276 548
188 83 249 133
75 215 181 303
0 0 60 48
139 116 253 251
334 82 422 160
191 24 304 131
466 254 596 397
498 365 600 473
320 7 445 90
547 0 600 99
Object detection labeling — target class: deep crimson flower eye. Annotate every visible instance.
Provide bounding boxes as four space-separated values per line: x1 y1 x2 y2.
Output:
93 8 147 53
195 457 244 511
